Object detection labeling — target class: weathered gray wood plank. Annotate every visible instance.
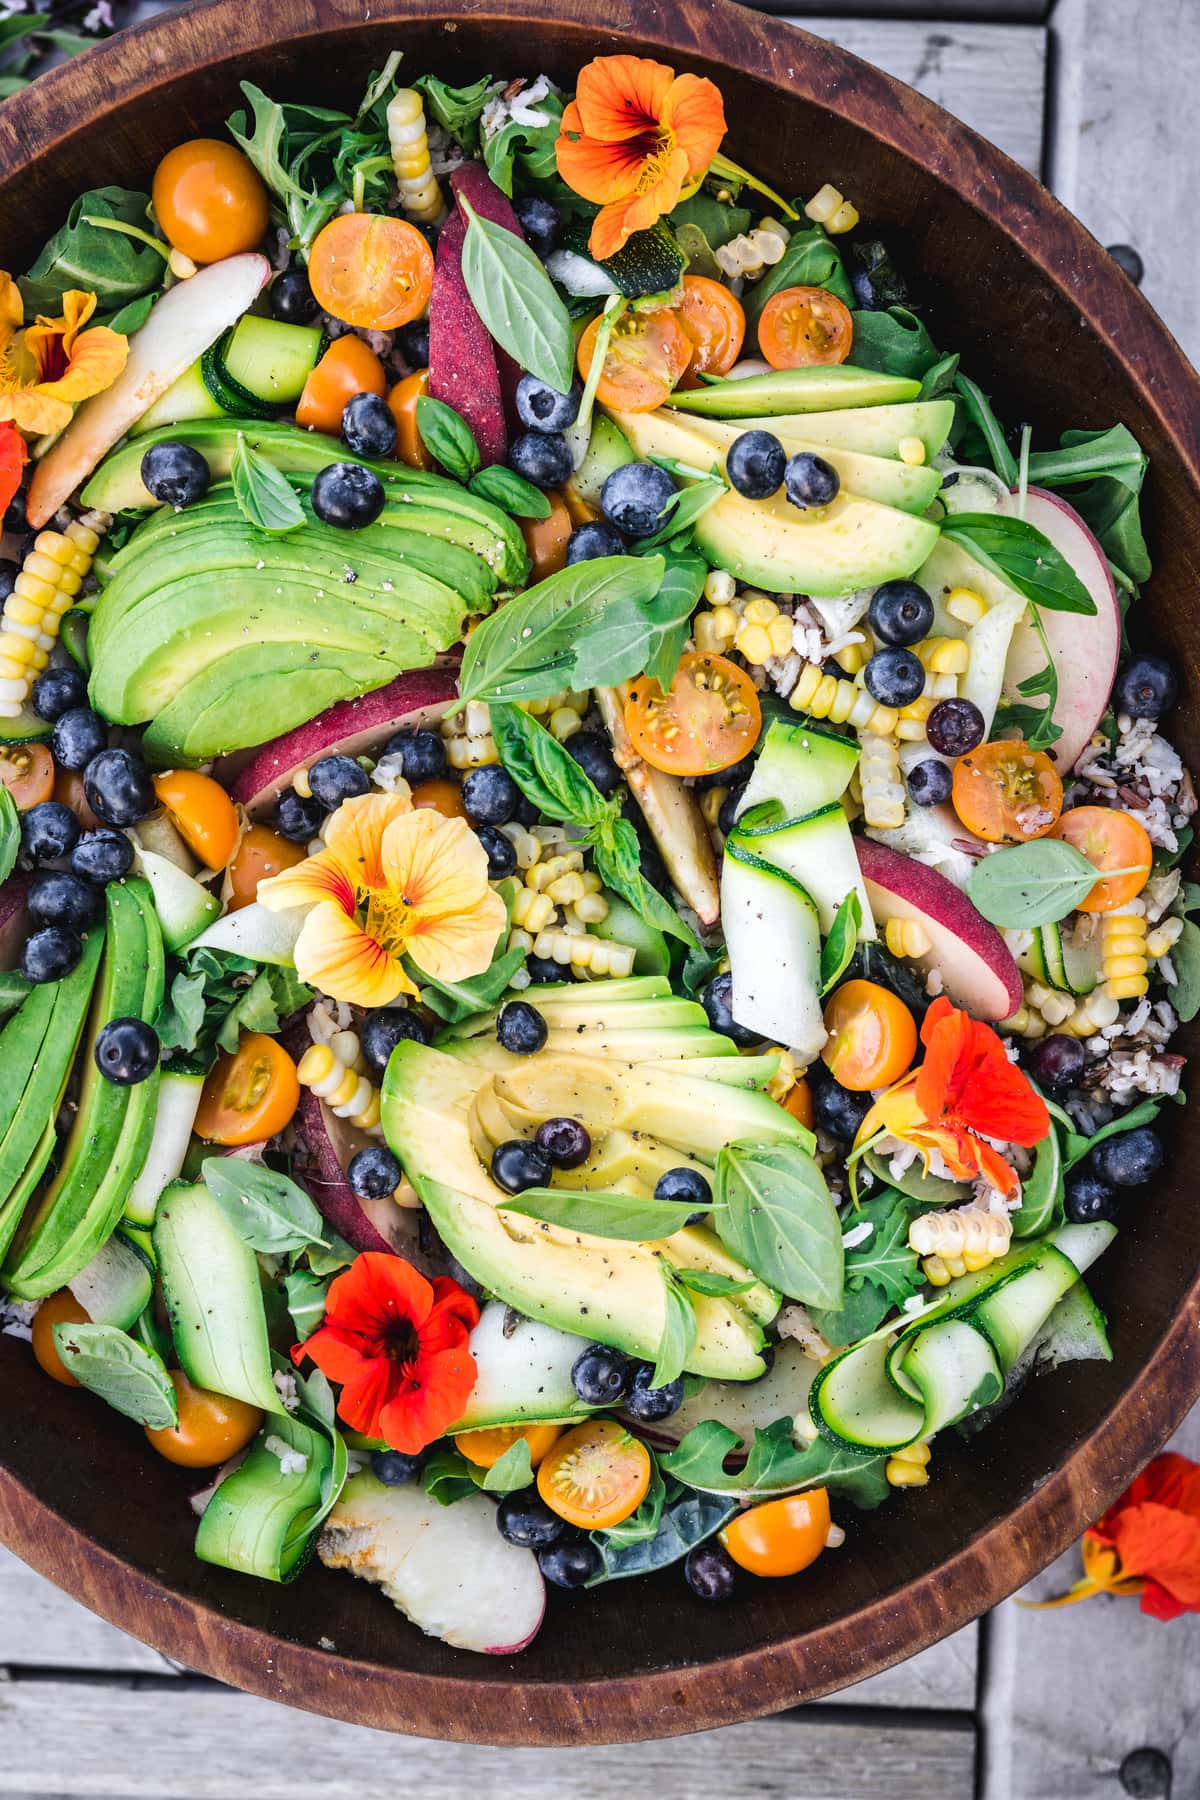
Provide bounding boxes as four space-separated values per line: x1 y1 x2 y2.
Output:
0 1550 174 1676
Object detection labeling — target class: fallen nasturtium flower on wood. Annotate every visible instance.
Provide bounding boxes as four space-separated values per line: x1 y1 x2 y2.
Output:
1026 1452 1200 1619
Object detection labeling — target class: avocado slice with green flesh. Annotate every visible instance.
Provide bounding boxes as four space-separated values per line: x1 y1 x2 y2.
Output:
0 983 57 1151
678 400 955 465
0 1123 56 1264
446 993 711 1041
665 365 921 418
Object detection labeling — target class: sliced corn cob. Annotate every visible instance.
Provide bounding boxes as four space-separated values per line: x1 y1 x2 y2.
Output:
510 884 556 933
0 511 106 717
297 1037 383 1135
804 183 859 234
1101 909 1149 999
499 821 542 869
531 929 636 977
859 731 905 830
910 1203 1013 1284
386 88 446 225
886 1441 931 1488
1058 988 1121 1036
715 224 789 279
525 850 584 892
790 661 900 735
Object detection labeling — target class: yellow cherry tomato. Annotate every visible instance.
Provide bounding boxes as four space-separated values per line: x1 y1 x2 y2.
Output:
145 1369 264 1468
720 1489 831 1577
624 651 762 779
537 1418 652 1530
409 779 467 819
455 1423 561 1469
225 823 305 912
0 742 54 811
152 138 269 264
152 769 239 870
520 492 572 583
1054 805 1153 912
387 369 435 470
308 214 434 331
31 1288 89 1388
951 739 1064 844
194 1032 300 1146
821 979 917 1092
296 335 388 436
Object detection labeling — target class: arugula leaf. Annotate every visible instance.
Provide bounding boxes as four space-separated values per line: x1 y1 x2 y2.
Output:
230 435 305 535
809 1280 896 1348
202 1157 327 1255
652 1265 697 1388
482 89 565 195
416 395 481 484
591 1461 666 1553
284 1267 329 1340
481 1438 535 1494
952 373 1018 487
967 839 1133 928
490 703 614 828
500 1188 701 1241
842 1187 920 1305
661 1418 890 1507
52 1324 178 1429
459 196 575 395
588 1480 736 1583
0 784 19 888
995 603 1063 752
467 465 551 519
20 187 164 315
940 513 1095 615
714 1140 842 1307
741 224 854 331
1168 918 1200 1023
227 81 314 205
919 351 960 399
156 950 312 1062
820 890 861 995
849 307 943 381
415 73 492 153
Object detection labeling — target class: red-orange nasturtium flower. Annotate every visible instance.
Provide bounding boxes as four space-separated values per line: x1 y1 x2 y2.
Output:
854 996 1050 1197
1028 1453 1200 1619
293 1252 480 1455
0 421 27 519
555 54 727 260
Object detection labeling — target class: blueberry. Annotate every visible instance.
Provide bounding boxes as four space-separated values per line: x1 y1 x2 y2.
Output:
565 520 627 564
813 1076 872 1141
568 730 621 798
275 786 325 842
624 1362 684 1421
701 971 759 1047
1107 243 1145 286
868 579 934 647
341 391 398 460
516 374 581 434
51 706 107 770
21 802 79 865
654 1165 712 1224
359 1005 428 1076
726 429 785 499
476 823 517 880
784 450 840 510
509 429 573 490
514 195 560 257
600 461 676 539
28 870 100 933
308 754 370 809
271 267 318 323
497 999 548 1056
527 954 571 984
926 697 985 758
382 727 446 785
462 763 520 825
371 1448 425 1484
22 925 82 983
496 1489 566 1548
70 828 134 886
718 784 746 836
535 1117 591 1168
907 759 953 807
140 441 211 508
571 1343 631 1406
31 664 87 722
684 1541 737 1601
694 753 756 794
1091 1126 1164 1188
312 461 385 529
538 1537 602 1588
1114 654 1177 720
864 647 925 709
491 1137 552 1194
1064 1168 1118 1224
94 1016 159 1084
1026 1033 1086 1094
348 1144 402 1199
83 748 155 827
397 319 430 367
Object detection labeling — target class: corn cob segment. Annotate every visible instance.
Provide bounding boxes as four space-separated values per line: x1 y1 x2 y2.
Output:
0 512 107 717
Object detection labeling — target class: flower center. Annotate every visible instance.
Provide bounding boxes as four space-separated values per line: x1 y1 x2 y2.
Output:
633 126 676 193
362 887 419 959
0 333 35 396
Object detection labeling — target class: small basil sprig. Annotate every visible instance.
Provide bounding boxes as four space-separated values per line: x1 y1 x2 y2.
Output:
940 512 1095 615
52 1324 179 1429
467 464 551 519
416 394 481 484
652 1264 697 1389
966 839 1140 928
201 1156 328 1255
0 784 19 887
459 194 575 394
230 434 305 535
500 1186 705 1241
820 890 861 995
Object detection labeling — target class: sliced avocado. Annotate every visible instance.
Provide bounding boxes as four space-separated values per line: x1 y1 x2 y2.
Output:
0 1123 56 1265
567 415 635 508
667 365 921 418
444 1026 737 1077
550 1126 713 1193
681 399 955 465
694 484 939 598
0 983 57 1159
445 990 709 1040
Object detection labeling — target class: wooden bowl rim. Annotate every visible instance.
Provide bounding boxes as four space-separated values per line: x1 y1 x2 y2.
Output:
2 0 1200 1744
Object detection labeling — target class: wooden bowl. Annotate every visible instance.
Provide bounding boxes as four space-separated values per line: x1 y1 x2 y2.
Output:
1 0 1198 1747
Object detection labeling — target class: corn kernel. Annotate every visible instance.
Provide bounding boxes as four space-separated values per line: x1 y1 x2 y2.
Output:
928 638 969 675
766 614 794 657
1107 973 1150 999
886 1455 930 1488
573 893 609 924
835 638 866 675
13 572 56 607
1148 918 1184 957
885 917 931 959
827 200 859 235
548 707 582 742
703 568 736 606
736 623 773 665
743 596 778 627
804 183 842 225
694 611 732 654
898 436 926 466
947 587 988 625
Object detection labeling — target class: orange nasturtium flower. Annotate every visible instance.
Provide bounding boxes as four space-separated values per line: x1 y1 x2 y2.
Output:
0 273 128 437
1028 1452 1200 1620
555 54 726 260
854 996 1050 1198
294 1252 480 1454
256 789 506 1008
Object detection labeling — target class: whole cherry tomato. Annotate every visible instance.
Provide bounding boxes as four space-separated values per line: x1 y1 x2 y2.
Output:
145 1369 264 1468
520 492 572 582
720 1489 831 1577
225 824 305 912
152 139 269 264
31 1288 89 1387
387 370 435 471
455 1423 561 1469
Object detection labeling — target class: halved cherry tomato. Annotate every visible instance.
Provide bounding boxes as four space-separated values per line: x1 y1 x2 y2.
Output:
783 1077 814 1129
821 978 917 1092
624 651 761 779
31 1288 89 1388
53 765 103 831
577 307 693 412
296 335 388 435
520 492 572 582
0 741 53 811
194 1031 300 1146
757 285 854 369
145 1369 264 1469
387 369 435 471
456 1423 561 1470
672 275 746 388
1054 805 1154 912
720 1488 831 1577
153 769 239 870
537 1418 652 1530
308 214 434 332
951 738 1064 844
410 778 467 819
152 139 269 264
225 823 305 912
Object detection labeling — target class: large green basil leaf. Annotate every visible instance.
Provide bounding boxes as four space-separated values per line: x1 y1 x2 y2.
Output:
714 1141 843 1307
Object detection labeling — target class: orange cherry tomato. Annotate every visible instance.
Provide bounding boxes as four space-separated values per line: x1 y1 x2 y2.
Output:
296 335 388 436
225 823 305 912
53 765 103 830
455 1423 561 1470
409 778 467 819
577 307 693 412
31 1288 89 1388
0 741 53 811
1053 805 1154 912
672 275 746 388
821 978 917 1092
757 286 854 369
783 1077 813 1129
308 213 434 332
194 1031 300 1146
537 1418 652 1530
520 492 572 582
152 139 269 264
387 369 435 471
951 739 1064 845
720 1488 831 1577
624 651 762 779
152 769 239 871
145 1369 264 1469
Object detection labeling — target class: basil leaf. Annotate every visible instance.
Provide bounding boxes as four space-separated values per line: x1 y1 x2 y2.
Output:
631 550 708 691
1028 422 1148 492
849 307 943 381
967 839 1113 928
201 1156 328 1255
953 373 1018 486
673 1268 756 1297
940 513 1095 616
459 196 575 394
416 942 527 1024
634 479 726 554
422 1446 480 1506
500 1187 702 1241
416 394 481 484
652 1265 697 1388
0 784 19 888
481 1438 534 1494
467 465 551 519
52 1324 178 1429
490 703 615 829
820 890 861 995
104 293 155 335
842 1188 920 1305
590 1461 667 1555
20 186 163 314
590 816 699 949
230 435 305 535
808 1281 895 1348
284 1267 329 1340
681 943 723 998
1062 1098 1162 1171
1167 918 1200 1023
714 1140 843 1307
415 74 492 154
305 1229 358 1278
